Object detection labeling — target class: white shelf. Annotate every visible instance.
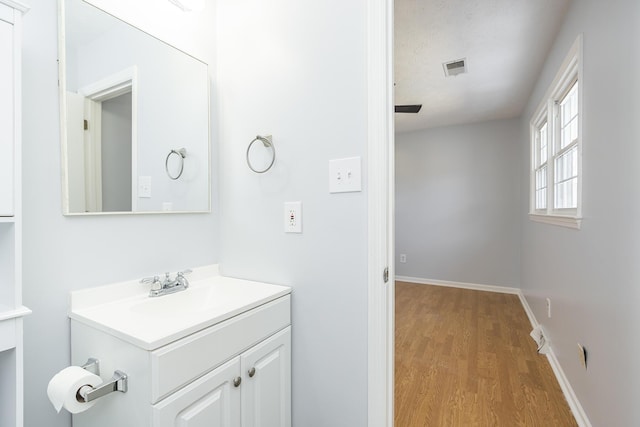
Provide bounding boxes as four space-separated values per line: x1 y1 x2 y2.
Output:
0 306 31 322
0 3 26 425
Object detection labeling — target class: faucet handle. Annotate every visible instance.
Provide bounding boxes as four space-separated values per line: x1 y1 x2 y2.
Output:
175 270 192 289
140 275 160 284
140 275 163 291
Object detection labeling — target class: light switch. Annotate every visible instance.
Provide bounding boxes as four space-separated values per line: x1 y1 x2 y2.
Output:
138 176 152 198
329 157 362 193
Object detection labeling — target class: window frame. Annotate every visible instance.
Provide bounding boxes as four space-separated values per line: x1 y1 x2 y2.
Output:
529 35 583 229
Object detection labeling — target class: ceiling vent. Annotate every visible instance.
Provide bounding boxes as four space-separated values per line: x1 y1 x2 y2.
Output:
443 58 467 77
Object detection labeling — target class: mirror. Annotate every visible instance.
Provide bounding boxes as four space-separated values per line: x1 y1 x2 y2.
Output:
59 0 210 214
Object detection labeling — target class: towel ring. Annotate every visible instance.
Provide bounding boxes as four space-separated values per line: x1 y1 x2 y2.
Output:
166 148 187 180
246 135 276 173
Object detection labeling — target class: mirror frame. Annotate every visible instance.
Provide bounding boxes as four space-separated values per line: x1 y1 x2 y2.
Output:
57 0 211 215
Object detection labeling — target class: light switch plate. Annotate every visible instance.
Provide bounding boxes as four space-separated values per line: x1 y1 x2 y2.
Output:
284 201 302 233
329 157 362 193
138 176 152 198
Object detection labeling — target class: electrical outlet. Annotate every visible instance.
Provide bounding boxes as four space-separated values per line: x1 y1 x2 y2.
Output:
546 298 552 318
399 254 407 263
284 201 302 233
577 343 587 369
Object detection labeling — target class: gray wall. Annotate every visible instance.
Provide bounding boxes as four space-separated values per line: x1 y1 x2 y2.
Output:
395 119 521 287
101 92 132 212
21 1 219 426
519 0 640 425
217 0 369 425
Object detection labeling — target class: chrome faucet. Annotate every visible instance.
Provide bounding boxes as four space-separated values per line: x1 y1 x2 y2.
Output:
140 270 192 297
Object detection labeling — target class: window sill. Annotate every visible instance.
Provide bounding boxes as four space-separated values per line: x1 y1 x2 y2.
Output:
529 213 582 230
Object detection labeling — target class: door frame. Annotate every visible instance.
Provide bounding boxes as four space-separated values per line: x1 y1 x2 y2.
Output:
367 0 394 425
79 66 138 211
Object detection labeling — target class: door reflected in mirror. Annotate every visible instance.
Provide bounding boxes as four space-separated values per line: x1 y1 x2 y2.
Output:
60 0 210 214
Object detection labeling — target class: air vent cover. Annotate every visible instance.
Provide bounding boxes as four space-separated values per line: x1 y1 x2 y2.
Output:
443 58 467 77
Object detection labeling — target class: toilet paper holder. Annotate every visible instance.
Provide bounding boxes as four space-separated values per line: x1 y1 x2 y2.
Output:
77 358 128 403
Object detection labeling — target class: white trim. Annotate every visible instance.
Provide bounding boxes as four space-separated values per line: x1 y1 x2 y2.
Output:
367 0 394 425
518 293 592 427
0 0 29 13
529 213 582 229
58 0 72 214
517 292 538 329
529 35 583 223
79 66 137 101
395 276 520 295
0 306 31 322
71 67 139 212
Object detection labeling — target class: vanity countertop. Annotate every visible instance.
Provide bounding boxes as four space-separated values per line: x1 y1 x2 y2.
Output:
69 265 291 350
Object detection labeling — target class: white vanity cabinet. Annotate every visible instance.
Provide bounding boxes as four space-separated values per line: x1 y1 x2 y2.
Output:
71 289 291 427
0 2 30 427
153 327 291 427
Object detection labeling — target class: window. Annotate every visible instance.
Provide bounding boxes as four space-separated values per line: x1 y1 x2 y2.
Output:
530 36 582 229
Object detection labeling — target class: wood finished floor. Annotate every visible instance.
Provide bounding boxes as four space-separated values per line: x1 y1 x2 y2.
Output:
395 282 577 427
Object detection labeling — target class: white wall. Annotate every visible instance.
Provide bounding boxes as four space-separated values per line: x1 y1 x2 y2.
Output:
217 0 369 425
519 0 640 425
395 119 521 287
21 1 219 426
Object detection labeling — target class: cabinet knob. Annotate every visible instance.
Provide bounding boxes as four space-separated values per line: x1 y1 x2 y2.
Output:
248 367 256 378
233 376 242 387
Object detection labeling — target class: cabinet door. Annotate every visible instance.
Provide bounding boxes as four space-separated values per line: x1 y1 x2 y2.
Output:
153 357 241 427
241 327 291 427
0 17 14 216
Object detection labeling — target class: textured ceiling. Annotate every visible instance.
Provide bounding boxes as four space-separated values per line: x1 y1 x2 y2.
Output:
395 0 572 133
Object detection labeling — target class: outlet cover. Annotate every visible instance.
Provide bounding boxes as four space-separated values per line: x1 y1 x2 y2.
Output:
284 201 302 233
399 254 407 263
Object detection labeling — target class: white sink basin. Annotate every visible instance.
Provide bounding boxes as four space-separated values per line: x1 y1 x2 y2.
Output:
69 266 291 350
129 284 221 318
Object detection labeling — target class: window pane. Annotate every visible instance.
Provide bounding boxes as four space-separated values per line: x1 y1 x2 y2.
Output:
535 166 547 210
559 81 579 150
536 188 547 210
555 145 578 183
555 177 577 209
540 122 547 165
554 146 578 209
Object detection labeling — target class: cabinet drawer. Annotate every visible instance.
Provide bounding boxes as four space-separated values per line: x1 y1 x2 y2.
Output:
151 295 290 403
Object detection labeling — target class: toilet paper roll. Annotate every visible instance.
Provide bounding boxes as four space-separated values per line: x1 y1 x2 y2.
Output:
47 366 102 414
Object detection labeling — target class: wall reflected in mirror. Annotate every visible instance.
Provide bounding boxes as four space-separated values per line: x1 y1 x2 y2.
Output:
60 0 210 214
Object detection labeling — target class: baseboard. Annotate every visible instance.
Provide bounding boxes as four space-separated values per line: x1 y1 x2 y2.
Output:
517 293 592 427
395 275 520 295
